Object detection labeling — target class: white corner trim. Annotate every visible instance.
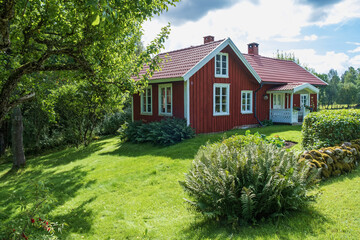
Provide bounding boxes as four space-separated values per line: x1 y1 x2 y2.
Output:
185 78 190 126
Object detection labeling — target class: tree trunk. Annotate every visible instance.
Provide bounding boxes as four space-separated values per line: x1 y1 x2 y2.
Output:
11 107 26 167
0 131 5 157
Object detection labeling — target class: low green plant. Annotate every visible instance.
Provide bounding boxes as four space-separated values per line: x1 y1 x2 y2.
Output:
180 140 318 225
302 109 360 148
98 109 131 136
1 181 66 240
261 119 273 126
123 118 195 145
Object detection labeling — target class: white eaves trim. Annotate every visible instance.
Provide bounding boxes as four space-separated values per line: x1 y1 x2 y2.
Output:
182 38 262 83
294 83 319 94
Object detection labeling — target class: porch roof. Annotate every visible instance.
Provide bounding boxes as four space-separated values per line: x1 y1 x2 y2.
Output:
266 83 319 94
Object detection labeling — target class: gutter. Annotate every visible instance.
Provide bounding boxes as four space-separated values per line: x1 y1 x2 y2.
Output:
254 82 264 126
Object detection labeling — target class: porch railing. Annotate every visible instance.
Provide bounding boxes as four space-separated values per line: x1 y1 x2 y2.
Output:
270 109 298 124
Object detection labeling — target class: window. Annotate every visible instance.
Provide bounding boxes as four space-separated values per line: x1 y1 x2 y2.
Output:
158 84 172 116
140 86 152 115
300 94 309 107
273 93 284 109
215 53 229 78
213 83 230 116
241 91 253 114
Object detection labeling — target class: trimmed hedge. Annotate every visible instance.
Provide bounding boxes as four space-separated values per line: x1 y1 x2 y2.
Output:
123 118 195 146
299 139 360 179
180 134 318 225
302 109 360 148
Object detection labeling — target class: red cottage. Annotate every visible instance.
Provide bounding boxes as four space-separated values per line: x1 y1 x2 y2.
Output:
132 36 327 134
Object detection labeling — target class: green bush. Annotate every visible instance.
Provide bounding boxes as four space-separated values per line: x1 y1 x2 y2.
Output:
98 109 131 136
222 131 285 149
180 139 318 224
124 118 195 145
302 109 360 148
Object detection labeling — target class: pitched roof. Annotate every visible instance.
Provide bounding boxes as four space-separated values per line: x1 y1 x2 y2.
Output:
267 83 320 94
136 39 225 80
268 83 304 91
243 54 327 86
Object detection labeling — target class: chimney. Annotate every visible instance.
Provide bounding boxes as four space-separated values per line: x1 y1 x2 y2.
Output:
248 42 259 55
203 35 215 44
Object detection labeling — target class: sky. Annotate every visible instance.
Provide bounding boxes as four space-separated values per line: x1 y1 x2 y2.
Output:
142 0 360 75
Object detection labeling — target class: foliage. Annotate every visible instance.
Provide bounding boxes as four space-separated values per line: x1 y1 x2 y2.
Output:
299 140 360 179
98 109 132 136
0 0 177 125
302 109 360 148
124 118 195 145
260 119 273 126
180 140 318 224
0 181 65 240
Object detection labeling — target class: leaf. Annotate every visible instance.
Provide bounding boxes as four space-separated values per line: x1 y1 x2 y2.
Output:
92 15 100 26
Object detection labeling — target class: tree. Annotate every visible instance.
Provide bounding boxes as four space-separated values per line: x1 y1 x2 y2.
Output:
0 0 178 127
337 82 358 107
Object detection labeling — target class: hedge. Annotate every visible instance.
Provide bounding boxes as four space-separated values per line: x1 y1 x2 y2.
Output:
302 109 360 148
299 139 360 179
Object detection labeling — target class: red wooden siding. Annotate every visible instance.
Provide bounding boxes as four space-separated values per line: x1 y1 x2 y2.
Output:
189 46 269 134
133 81 184 122
310 94 318 110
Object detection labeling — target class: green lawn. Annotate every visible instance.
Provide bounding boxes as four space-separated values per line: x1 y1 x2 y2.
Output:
1 125 360 239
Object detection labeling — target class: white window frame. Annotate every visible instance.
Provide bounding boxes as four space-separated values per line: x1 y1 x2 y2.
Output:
158 83 173 116
273 93 285 109
213 83 230 116
241 90 253 114
300 94 309 107
140 86 152 115
215 53 229 78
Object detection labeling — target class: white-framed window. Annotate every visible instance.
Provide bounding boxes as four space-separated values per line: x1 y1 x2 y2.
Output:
140 86 152 115
213 83 230 116
241 91 253 114
300 94 309 107
215 53 229 78
273 93 285 109
158 83 172 116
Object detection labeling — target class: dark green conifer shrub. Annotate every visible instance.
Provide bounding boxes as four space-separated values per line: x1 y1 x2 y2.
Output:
123 118 194 145
180 140 318 224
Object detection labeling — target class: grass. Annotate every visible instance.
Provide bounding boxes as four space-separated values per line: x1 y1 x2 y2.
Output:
0 125 359 239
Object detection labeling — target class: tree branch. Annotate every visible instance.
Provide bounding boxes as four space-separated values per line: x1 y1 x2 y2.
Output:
8 92 36 110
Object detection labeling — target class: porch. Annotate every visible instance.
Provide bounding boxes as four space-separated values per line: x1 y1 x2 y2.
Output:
267 83 319 124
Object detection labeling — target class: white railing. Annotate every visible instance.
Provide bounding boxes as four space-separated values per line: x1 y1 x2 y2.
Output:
270 109 298 124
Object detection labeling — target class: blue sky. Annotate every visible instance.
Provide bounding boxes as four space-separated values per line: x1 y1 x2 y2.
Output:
142 0 360 75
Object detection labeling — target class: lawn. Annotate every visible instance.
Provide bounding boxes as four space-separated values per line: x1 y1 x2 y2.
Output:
1 125 360 239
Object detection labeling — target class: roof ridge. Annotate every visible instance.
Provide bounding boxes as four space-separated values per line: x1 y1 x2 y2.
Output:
243 53 297 63
158 39 225 56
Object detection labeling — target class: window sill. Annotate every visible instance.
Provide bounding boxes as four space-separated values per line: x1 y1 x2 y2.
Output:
241 111 253 114
159 113 173 117
215 74 229 78
213 113 230 116
140 112 153 116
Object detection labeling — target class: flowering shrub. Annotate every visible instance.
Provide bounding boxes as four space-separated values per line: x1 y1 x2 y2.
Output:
302 109 360 148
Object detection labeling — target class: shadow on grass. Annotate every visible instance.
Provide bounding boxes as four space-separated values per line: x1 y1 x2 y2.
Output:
182 207 329 239
0 138 111 237
319 167 360 187
100 125 303 160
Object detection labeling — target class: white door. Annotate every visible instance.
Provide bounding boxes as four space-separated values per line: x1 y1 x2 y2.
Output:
300 94 309 107
273 93 284 109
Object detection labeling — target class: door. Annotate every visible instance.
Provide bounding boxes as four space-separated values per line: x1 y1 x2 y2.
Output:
273 93 284 109
300 94 309 107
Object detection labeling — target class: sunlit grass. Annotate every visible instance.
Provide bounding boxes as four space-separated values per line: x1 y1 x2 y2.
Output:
1 125 359 239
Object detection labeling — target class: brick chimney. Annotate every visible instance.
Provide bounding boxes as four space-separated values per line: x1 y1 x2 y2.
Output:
203 35 214 44
248 42 259 55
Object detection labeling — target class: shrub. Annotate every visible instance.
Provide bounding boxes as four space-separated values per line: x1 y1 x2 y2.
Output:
302 109 360 148
222 131 285 149
98 109 131 136
180 140 318 224
261 119 273 126
123 118 195 145
299 139 360 179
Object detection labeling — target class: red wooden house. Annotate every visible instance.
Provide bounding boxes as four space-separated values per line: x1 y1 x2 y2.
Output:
132 36 327 134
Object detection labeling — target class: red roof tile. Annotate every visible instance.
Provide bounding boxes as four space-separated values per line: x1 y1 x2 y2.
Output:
243 54 327 86
268 83 304 91
135 39 225 80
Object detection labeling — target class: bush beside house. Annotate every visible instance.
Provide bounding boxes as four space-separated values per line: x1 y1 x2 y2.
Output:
302 109 360 148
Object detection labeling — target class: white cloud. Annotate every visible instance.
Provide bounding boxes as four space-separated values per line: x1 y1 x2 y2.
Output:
349 47 360 53
274 34 318 43
315 0 360 26
304 34 318 41
287 49 350 73
349 55 360 66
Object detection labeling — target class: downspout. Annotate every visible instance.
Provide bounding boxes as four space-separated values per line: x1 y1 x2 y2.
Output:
254 82 264 126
